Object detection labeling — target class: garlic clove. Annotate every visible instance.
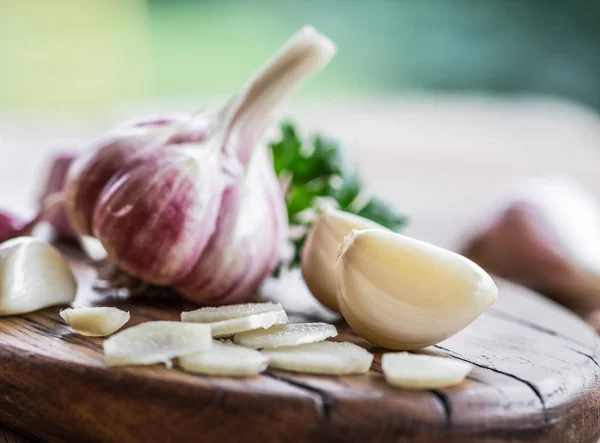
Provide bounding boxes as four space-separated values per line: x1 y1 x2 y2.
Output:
179 340 269 377
263 341 373 375
59 307 130 337
381 352 473 389
0 237 77 316
234 322 337 349
336 229 498 350
301 209 387 312
103 321 212 367
181 302 284 323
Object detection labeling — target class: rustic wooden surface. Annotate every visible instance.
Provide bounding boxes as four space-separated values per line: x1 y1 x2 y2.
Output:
0 248 598 443
2 97 600 442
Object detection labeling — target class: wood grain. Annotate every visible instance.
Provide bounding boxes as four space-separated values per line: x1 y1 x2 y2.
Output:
0 252 599 442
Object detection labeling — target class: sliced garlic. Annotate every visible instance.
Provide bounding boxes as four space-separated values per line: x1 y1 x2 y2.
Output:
0 237 77 316
336 229 498 350
181 302 288 338
382 352 473 389
234 322 337 349
104 321 212 367
263 341 373 375
179 340 269 377
301 210 386 312
60 307 130 337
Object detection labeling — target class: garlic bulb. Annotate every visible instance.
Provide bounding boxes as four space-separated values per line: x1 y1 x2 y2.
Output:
63 27 336 305
336 230 498 350
0 237 77 316
301 209 387 312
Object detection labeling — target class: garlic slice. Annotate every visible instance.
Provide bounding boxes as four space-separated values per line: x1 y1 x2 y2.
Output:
234 322 337 349
263 341 373 375
104 321 212 367
181 302 288 337
0 237 77 316
336 229 498 350
179 340 269 377
60 307 130 337
301 209 387 312
382 352 473 389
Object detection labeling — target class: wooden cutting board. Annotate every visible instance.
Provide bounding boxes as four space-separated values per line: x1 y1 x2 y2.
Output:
0 246 599 443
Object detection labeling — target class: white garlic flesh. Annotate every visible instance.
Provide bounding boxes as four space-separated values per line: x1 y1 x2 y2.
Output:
104 321 212 367
382 352 473 389
179 340 269 377
60 307 130 337
336 229 498 350
0 237 77 316
234 322 337 349
301 209 387 312
263 341 373 375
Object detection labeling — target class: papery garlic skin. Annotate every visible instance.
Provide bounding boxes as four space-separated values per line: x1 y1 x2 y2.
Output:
0 237 77 316
60 307 130 337
302 209 387 312
336 230 498 350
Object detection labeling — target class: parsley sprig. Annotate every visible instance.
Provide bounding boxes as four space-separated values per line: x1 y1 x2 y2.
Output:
270 121 408 269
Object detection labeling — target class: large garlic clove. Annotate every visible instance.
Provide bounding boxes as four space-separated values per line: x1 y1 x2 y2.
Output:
263 341 373 375
103 321 212 367
234 322 337 349
302 209 387 312
336 229 498 350
60 307 130 337
179 340 269 377
381 352 473 389
0 237 77 316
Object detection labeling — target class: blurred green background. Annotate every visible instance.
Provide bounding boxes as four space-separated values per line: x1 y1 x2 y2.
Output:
2 0 600 111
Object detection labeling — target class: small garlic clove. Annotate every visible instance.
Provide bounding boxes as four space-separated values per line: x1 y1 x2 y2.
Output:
234 322 337 349
301 209 388 312
179 340 269 377
181 302 284 323
0 237 77 316
381 352 473 390
103 321 212 367
336 229 498 350
59 307 130 337
263 341 373 375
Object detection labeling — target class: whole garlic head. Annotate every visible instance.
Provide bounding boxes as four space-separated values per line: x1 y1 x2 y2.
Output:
301 209 387 312
336 229 498 350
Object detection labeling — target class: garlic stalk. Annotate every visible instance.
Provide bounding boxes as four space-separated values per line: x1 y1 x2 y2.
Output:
336 229 498 350
63 27 336 305
0 237 77 316
301 209 388 312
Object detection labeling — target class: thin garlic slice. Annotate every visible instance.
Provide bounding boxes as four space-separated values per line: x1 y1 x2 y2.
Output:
60 307 130 337
234 322 337 349
302 209 387 312
181 302 284 322
182 302 288 338
104 321 212 367
382 352 473 389
179 340 269 377
0 237 77 316
263 341 373 375
337 229 498 350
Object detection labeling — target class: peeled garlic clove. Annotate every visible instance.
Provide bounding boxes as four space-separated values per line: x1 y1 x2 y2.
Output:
336 229 498 350
234 322 337 349
182 303 289 338
181 302 284 323
0 237 77 316
59 307 130 337
301 209 387 312
382 352 473 389
179 340 269 377
263 341 373 375
103 321 212 367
